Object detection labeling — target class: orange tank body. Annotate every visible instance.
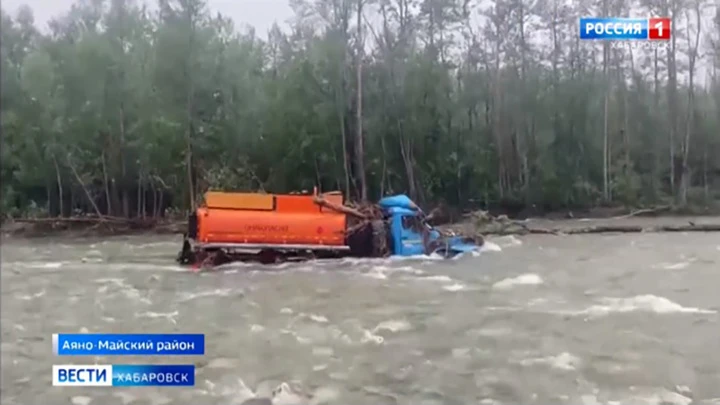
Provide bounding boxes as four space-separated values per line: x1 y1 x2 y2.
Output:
195 191 347 246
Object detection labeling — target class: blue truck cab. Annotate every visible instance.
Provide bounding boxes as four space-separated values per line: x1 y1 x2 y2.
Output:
378 195 479 257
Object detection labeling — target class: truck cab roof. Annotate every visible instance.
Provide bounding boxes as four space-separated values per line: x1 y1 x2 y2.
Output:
378 194 420 212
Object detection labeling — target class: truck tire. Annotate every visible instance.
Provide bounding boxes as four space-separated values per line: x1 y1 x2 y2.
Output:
370 220 389 257
177 238 196 264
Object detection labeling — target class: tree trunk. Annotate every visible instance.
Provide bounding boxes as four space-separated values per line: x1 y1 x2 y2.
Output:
666 3 678 196
399 130 417 200
355 0 368 201
703 147 708 200
46 181 52 217
101 151 111 216
137 170 142 219
338 108 351 197
118 102 130 218
152 183 159 218
53 156 64 217
679 3 702 205
653 48 660 196
186 95 196 211
380 132 387 198
601 25 610 201
66 155 103 218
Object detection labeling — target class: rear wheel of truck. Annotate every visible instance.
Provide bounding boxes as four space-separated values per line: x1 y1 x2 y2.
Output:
177 238 196 264
370 220 389 257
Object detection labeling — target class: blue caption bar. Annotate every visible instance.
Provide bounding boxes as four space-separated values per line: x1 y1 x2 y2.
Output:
112 364 195 387
52 364 195 386
53 333 205 356
579 18 648 40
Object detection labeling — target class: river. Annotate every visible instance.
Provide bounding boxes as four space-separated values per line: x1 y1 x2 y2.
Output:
1 231 719 405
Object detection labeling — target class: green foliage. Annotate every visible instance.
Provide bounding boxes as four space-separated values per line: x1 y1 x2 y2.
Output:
1 0 719 219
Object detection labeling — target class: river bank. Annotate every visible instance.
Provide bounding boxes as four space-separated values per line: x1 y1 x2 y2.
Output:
3 210 720 240
443 215 720 236
0 217 187 239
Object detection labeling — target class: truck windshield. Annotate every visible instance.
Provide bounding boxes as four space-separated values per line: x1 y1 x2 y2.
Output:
401 215 424 232
401 215 431 233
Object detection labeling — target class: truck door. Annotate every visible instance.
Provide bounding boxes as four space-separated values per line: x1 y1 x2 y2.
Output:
398 214 426 256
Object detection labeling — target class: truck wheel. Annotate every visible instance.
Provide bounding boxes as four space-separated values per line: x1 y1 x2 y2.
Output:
370 220 389 257
177 238 196 264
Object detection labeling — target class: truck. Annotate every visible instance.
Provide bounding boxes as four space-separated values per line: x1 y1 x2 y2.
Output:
176 189 480 268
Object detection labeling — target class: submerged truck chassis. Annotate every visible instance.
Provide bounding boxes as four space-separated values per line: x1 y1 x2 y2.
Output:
177 190 479 268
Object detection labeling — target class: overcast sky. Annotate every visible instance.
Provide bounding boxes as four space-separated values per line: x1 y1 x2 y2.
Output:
2 0 295 36
3 0 715 83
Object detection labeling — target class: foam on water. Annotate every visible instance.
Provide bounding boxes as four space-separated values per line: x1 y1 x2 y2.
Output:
70 396 92 405
388 254 445 262
360 262 457 282
575 294 716 317
134 310 179 324
131 241 183 250
95 277 126 285
362 266 389 280
178 288 236 302
492 273 544 290
372 319 412 333
481 241 503 252
213 261 256 272
656 261 691 270
518 352 581 371
90 263 187 272
443 283 466 291
490 235 523 248
96 277 153 305
306 314 329 323
584 388 694 405
361 329 385 344
16 289 46 300
11 261 65 269
394 265 425 274
419 275 454 283
203 377 338 405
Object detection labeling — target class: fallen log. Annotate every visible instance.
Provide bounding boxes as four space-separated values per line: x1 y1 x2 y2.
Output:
2 215 186 237
313 196 368 219
8 216 170 228
564 225 645 234
655 224 720 232
11 216 128 224
611 205 672 219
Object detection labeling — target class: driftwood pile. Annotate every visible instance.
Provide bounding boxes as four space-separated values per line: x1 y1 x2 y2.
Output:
3 215 186 236
312 195 385 236
313 194 486 256
312 194 479 243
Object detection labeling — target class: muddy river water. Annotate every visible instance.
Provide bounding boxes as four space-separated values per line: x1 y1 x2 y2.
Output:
1 231 719 405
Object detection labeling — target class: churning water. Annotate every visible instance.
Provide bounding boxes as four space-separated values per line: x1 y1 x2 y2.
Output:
1 231 719 405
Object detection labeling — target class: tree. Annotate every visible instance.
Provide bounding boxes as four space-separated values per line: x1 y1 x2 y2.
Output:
1 0 719 220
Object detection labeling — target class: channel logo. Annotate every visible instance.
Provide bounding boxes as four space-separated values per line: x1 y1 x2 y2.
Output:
579 17 671 40
53 365 112 386
52 364 195 387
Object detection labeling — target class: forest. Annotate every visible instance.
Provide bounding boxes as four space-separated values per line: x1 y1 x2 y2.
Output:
1 0 719 221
